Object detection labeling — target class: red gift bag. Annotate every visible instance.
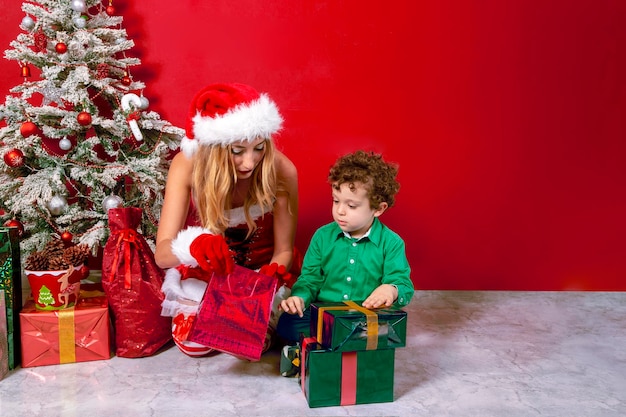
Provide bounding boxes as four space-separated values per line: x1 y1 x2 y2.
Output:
188 265 278 361
102 207 172 357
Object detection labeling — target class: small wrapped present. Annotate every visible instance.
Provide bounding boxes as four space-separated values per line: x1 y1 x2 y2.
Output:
1 290 9 380
188 265 277 361
0 227 22 369
20 294 111 367
300 336 395 407
310 301 407 352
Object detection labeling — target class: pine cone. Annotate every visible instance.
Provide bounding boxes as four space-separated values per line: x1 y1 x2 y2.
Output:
25 251 49 271
49 256 71 271
63 244 90 267
42 239 65 259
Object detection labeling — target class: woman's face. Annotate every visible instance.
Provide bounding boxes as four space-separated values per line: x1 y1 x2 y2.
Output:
230 137 266 180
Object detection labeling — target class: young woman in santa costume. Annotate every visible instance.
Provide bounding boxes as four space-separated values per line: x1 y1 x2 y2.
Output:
155 83 299 357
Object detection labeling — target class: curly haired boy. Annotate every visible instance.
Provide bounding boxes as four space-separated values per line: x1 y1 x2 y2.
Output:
277 150 414 348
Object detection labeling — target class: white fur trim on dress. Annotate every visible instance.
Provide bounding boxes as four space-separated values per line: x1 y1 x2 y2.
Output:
227 204 272 227
171 226 214 267
181 94 282 156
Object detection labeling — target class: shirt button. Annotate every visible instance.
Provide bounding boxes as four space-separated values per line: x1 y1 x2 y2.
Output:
346 277 352 282
352 242 357 247
343 294 349 299
349 259 355 264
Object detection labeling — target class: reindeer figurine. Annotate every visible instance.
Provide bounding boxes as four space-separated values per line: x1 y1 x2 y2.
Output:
57 265 81 308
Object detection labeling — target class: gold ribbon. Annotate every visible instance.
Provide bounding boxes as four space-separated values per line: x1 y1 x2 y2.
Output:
58 308 76 364
316 300 379 350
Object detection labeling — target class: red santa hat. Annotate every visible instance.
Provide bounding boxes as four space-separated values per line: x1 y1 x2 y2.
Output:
180 83 283 157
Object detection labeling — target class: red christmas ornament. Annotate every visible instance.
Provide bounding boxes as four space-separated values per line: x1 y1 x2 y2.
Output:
3 148 25 168
106 5 115 15
121 75 132 86
61 230 73 243
55 42 67 54
77 111 92 126
4 219 25 236
20 121 38 137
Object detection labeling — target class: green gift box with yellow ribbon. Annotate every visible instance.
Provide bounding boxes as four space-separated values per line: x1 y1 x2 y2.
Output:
310 301 407 352
0 227 22 370
300 336 395 408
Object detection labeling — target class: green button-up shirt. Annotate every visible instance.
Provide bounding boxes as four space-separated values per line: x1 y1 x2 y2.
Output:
291 218 414 308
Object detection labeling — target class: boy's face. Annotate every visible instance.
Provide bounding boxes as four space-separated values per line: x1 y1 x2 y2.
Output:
331 181 387 239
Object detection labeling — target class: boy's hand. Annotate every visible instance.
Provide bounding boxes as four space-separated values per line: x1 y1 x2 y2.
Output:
280 296 305 317
362 284 398 309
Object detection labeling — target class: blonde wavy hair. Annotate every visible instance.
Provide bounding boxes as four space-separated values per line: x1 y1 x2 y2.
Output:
191 139 277 237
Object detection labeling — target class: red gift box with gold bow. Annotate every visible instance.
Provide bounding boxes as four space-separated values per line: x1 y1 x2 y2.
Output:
20 294 111 367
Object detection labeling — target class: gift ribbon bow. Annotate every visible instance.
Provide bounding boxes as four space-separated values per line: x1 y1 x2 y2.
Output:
316 300 379 350
108 228 137 289
172 314 195 342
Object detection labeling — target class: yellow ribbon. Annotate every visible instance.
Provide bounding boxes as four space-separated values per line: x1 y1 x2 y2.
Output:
58 308 76 364
316 300 379 350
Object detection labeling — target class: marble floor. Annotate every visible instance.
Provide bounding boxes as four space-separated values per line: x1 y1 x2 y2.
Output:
1 291 625 417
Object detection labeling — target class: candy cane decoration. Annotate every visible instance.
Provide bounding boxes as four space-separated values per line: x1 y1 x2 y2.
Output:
121 93 143 141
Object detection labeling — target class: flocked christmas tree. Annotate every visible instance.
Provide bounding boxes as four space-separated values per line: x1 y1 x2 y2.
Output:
0 0 183 257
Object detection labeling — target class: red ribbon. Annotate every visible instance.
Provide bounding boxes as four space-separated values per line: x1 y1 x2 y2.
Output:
172 314 195 342
108 228 137 289
300 336 317 393
340 352 358 405
126 111 141 121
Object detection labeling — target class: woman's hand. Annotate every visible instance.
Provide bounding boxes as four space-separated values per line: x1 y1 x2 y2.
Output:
189 234 234 275
259 262 295 288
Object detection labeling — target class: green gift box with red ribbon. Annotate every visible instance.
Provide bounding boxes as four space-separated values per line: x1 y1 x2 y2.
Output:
310 301 407 352
300 336 395 408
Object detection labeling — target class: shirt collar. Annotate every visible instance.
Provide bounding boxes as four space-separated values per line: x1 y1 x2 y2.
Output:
333 217 382 245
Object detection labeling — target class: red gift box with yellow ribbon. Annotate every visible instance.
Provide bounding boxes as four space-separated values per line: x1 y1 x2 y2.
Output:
310 301 407 352
300 336 395 408
19 294 111 367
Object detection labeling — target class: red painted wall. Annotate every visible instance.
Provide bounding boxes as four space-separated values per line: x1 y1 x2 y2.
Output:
2 1 625 290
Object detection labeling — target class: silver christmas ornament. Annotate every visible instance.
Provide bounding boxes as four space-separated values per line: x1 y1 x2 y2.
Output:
59 137 72 150
102 194 123 212
139 96 150 110
21 16 35 30
47 195 68 216
73 17 86 29
71 0 87 12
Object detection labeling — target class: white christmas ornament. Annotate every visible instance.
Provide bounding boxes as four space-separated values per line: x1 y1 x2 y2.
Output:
21 16 35 30
71 0 87 12
59 137 72 150
121 93 143 141
102 194 124 211
47 195 68 216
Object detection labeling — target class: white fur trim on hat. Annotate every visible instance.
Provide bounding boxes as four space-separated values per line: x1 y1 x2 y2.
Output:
171 226 214 267
182 94 282 155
